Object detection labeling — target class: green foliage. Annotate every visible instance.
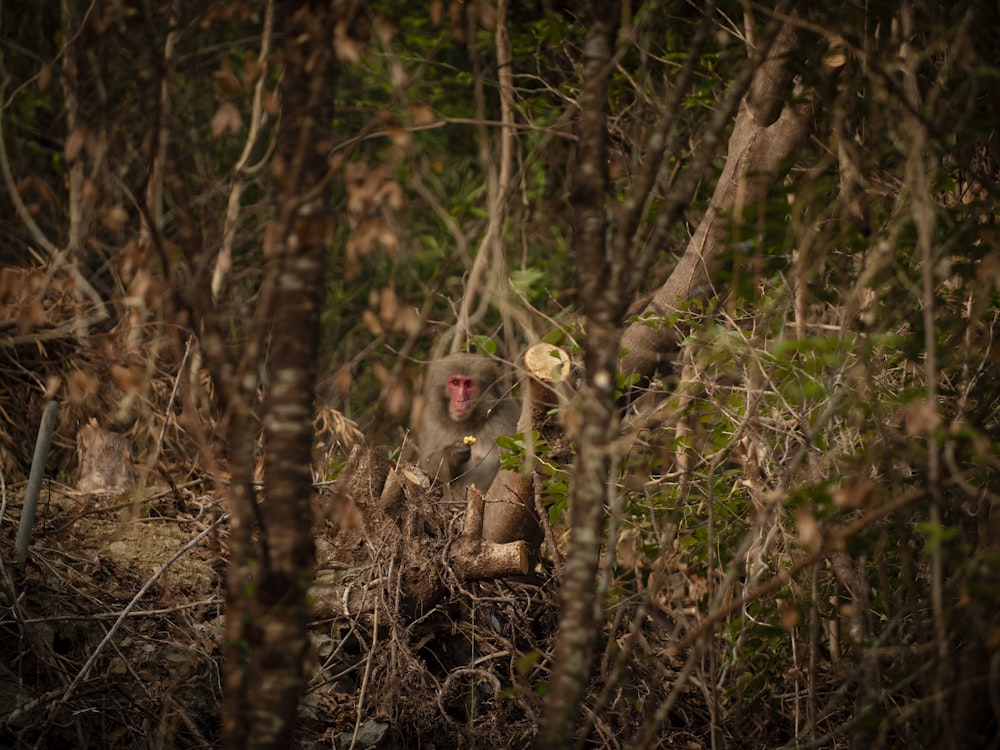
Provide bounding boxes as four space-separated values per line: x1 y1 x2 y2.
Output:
468 335 498 356
915 519 961 555
615 371 642 399
498 430 571 524
515 649 543 676
509 267 548 301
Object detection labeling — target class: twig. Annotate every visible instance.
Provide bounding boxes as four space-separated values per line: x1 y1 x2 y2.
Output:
631 636 707 749
136 335 194 497
672 486 928 655
347 558 385 750
450 0 515 352
21 597 222 623
0 471 5 525
533 474 563 580
213 0 276 297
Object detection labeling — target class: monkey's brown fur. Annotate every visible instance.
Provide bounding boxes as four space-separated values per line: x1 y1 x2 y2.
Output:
417 353 518 499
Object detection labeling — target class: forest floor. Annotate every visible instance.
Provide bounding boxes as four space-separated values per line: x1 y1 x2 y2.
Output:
1 477 716 749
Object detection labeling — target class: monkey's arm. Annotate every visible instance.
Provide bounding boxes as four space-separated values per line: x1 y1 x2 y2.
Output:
418 439 471 484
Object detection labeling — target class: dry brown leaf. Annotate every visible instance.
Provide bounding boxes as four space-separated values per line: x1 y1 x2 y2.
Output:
211 102 243 137
384 382 408 417
977 251 1000 291
396 306 421 335
67 369 100 405
411 105 435 126
333 25 364 63
779 600 800 629
19 298 47 330
904 399 940 436
379 286 399 325
101 204 129 233
262 88 280 116
372 361 389 384
242 57 264 88
373 16 397 44
65 125 87 162
212 59 243 95
110 364 143 395
38 62 53 91
362 309 383 336
430 1 444 26
796 508 822 550
334 368 353 398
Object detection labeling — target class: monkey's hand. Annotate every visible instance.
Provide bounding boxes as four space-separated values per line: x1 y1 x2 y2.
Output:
445 439 472 472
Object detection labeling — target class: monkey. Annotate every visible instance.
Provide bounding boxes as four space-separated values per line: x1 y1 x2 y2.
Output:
416 353 519 500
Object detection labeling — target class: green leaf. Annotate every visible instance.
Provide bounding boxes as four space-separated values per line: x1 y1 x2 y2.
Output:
469 336 497 356
915 520 959 554
509 267 547 297
516 649 543 676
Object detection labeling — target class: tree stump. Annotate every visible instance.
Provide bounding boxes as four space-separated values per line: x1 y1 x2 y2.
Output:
481 343 573 565
75 418 135 495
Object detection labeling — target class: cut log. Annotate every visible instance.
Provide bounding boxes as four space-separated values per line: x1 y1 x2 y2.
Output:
75 418 135 495
452 484 531 579
451 536 530 579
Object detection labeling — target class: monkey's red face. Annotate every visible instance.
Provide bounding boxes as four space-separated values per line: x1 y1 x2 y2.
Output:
447 376 481 422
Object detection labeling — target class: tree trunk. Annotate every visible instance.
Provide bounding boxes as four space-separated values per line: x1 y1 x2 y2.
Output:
219 3 353 748
537 5 621 747
618 24 809 382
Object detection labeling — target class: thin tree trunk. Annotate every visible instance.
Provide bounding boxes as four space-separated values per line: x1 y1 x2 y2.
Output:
220 3 350 747
537 4 621 746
